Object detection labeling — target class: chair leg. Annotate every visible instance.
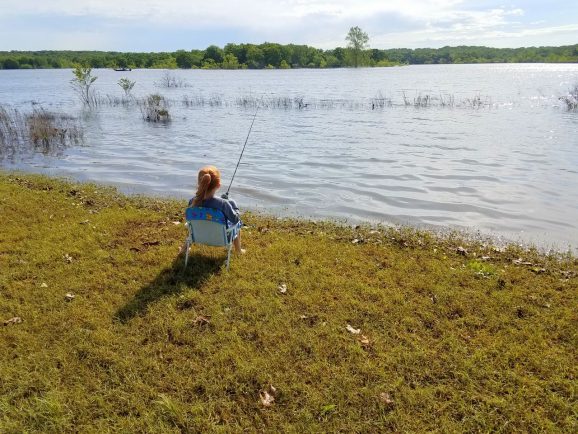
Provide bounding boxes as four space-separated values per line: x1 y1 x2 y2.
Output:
184 240 190 268
226 244 232 271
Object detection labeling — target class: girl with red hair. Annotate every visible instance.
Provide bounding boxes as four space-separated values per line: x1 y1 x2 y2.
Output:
188 165 245 254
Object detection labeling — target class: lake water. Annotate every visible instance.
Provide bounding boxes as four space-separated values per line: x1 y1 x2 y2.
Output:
1 65 578 250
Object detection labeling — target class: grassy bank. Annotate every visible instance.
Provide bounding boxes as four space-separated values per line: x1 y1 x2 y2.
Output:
0 172 576 432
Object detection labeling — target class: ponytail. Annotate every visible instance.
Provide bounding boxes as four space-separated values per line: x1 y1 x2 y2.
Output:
192 166 221 206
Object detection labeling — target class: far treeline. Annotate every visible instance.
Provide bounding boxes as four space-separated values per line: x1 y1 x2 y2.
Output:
1 44 578 70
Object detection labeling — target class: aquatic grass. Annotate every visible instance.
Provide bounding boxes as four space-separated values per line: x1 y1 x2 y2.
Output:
414 93 431 107
438 93 456 107
0 105 83 159
559 84 578 110
0 104 24 147
0 172 576 432
401 90 433 107
156 71 189 88
182 94 224 108
27 108 83 147
96 94 133 107
88 92 499 112
370 91 392 109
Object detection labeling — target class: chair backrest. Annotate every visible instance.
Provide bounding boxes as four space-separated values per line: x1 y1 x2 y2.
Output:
185 207 228 247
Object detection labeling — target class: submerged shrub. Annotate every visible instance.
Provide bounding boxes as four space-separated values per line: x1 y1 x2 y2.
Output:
156 71 188 88
140 94 170 122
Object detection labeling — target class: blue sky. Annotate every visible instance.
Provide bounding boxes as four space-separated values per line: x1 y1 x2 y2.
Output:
0 0 577 51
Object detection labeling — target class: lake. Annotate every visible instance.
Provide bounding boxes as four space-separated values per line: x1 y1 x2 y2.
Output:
1 65 577 250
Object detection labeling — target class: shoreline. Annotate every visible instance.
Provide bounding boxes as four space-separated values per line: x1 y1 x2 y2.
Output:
2 168 575 255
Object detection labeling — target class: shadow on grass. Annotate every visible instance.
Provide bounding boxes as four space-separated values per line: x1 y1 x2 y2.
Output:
114 252 224 323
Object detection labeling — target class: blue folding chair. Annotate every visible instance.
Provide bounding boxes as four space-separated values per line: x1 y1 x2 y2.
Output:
184 207 241 270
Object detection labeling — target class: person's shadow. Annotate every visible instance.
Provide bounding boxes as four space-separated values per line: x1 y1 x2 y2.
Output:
114 252 224 323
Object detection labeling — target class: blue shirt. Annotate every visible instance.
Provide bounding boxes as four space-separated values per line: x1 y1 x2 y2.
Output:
189 196 241 225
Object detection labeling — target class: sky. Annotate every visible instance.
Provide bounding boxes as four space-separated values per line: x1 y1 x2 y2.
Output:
0 0 577 51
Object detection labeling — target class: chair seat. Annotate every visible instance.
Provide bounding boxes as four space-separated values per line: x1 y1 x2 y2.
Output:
184 206 240 270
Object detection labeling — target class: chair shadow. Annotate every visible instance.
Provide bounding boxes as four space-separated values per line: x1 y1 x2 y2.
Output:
114 252 225 323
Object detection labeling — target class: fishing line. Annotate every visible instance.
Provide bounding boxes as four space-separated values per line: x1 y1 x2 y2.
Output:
224 97 262 197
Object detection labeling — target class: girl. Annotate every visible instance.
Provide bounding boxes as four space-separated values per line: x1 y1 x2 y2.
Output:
188 165 245 254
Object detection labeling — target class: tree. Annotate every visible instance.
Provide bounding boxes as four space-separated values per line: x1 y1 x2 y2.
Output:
346 26 369 67
201 58 219 69
70 65 97 106
246 45 264 69
2 58 20 69
175 50 194 68
204 45 224 63
118 77 136 96
224 43 248 64
221 53 240 69
262 43 283 67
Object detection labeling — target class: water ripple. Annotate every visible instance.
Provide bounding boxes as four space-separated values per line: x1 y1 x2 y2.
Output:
2 65 578 249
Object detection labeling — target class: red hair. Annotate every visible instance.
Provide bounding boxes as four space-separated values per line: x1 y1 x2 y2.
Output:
192 165 221 206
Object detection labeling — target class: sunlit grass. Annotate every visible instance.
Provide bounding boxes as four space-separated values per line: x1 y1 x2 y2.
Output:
0 172 576 432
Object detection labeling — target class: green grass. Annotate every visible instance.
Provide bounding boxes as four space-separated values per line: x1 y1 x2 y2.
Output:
0 172 576 433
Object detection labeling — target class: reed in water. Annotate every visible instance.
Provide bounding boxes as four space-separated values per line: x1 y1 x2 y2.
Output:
0 104 83 159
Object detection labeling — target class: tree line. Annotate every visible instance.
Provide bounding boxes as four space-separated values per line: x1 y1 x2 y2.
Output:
1 43 577 70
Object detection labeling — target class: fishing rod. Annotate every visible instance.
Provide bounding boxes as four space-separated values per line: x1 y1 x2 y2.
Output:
223 98 262 198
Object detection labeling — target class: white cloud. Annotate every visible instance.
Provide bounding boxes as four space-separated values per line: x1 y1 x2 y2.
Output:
0 1 465 28
316 6 529 48
0 1 576 49
371 22 578 49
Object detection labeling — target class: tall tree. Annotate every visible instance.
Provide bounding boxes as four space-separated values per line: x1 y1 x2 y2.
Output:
346 26 369 67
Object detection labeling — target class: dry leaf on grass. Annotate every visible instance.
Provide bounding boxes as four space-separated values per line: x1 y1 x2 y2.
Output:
4 317 22 326
142 240 160 247
379 392 394 405
40 282 48 288
346 324 361 334
359 335 371 347
192 316 210 327
259 384 277 407
64 293 75 302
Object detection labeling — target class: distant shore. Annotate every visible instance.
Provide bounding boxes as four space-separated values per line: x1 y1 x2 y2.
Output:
2 43 577 70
